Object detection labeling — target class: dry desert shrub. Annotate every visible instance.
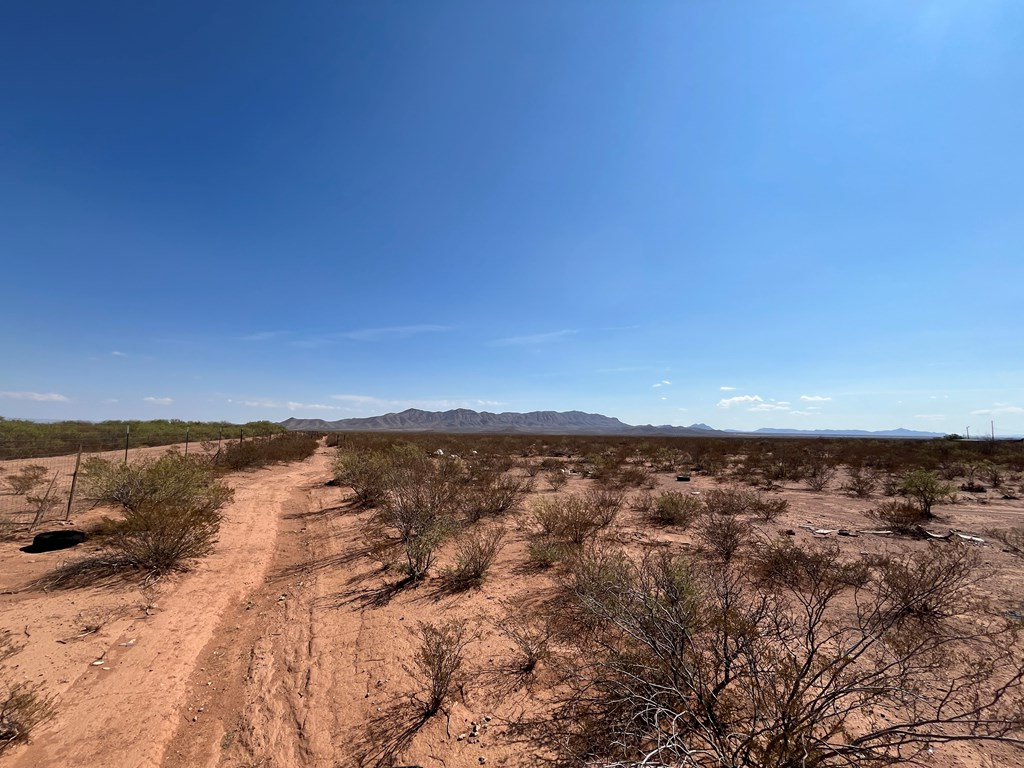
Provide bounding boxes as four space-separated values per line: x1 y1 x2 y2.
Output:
463 473 530 522
582 487 624 527
495 604 553 676
530 494 610 548
545 468 569 491
869 499 930 534
875 543 984 623
5 465 47 496
409 620 473 718
0 632 54 754
841 465 878 498
696 512 752 563
44 451 236 581
539 542 1024 768
442 523 506 590
648 490 702 527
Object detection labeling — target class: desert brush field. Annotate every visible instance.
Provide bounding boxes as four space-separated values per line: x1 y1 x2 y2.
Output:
2 433 1024 768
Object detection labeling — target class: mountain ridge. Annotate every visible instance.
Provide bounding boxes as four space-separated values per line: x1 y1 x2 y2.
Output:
280 408 713 436
279 409 948 438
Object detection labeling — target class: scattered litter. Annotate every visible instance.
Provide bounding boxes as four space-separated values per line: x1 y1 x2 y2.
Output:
917 528 953 540
952 531 985 544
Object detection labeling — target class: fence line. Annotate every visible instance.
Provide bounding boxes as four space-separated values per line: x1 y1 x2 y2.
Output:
0 429 283 536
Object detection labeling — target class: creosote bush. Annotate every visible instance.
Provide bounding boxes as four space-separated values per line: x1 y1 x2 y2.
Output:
443 524 505 589
540 540 1024 767
841 465 878 498
869 499 930 534
463 474 530 522
77 451 233 576
648 491 701 527
496 603 553 676
530 494 612 548
1 632 53 754
5 465 47 496
215 433 318 471
410 620 472 717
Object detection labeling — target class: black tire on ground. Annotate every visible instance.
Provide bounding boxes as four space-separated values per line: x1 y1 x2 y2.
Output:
21 530 87 553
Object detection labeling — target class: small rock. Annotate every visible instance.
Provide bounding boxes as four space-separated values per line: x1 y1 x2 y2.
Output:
457 734 466 741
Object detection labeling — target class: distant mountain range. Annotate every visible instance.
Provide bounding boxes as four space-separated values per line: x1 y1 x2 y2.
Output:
279 408 946 438
281 408 713 436
742 427 945 438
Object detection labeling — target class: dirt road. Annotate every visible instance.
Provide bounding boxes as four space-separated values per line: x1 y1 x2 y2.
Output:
2 450 330 768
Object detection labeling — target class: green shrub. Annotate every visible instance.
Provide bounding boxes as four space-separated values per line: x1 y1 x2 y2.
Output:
80 451 233 575
648 491 701 527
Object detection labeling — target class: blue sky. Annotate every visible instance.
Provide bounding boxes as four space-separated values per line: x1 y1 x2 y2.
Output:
2 1 1022 434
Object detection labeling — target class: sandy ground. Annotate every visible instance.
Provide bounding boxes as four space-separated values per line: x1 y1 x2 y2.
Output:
2 446 1024 767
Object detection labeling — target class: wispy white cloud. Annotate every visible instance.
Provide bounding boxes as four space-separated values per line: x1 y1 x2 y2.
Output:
342 325 450 342
239 397 341 412
717 395 762 408
241 398 282 408
0 391 70 402
800 395 832 402
143 396 173 405
971 404 1024 416
719 386 738 392
652 380 671 388
749 402 791 412
111 350 128 357
492 329 577 346
240 331 289 342
286 401 341 412
329 394 382 405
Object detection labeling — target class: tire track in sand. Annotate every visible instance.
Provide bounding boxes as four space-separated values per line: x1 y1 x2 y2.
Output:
5 454 324 768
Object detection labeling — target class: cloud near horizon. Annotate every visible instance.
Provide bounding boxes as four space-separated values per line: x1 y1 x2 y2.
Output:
749 402 791 412
971 404 1024 416
800 395 832 402
719 386 738 391
143 396 173 405
717 394 763 408
0 391 70 402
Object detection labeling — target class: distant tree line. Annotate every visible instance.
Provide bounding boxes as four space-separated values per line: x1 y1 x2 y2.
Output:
0 418 285 460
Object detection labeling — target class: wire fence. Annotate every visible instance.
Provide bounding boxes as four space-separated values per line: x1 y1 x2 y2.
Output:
0 430 270 536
